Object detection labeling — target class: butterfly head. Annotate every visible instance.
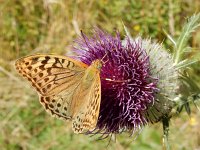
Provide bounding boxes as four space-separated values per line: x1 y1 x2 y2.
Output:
92 59 102 71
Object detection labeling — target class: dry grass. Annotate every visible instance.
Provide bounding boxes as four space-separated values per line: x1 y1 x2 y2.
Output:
0 0 200 149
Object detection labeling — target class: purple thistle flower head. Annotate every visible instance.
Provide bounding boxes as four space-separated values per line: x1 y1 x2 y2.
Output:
72 29 177 136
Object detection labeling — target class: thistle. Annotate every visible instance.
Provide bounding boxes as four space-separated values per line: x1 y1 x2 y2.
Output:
73 29 178 136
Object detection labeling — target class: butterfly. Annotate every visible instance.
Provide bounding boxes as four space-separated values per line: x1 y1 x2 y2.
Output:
15 54 102 133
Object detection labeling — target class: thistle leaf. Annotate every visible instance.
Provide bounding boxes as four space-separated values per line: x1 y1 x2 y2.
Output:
175 58 199 70
173 13 200 65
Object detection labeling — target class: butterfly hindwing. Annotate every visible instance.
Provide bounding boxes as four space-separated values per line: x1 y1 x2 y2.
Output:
40 95 72 120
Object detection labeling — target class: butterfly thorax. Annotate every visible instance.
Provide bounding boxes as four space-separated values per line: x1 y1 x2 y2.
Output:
83 60 102 81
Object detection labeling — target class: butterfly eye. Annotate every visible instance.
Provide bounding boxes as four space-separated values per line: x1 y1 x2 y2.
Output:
99 63 102 69
96 60 102 70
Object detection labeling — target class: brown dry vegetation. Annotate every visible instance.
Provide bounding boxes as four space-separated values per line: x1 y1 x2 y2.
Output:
0 0 200 150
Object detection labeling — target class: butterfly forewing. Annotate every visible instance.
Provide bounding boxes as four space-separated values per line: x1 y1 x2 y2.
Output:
15 55 88 94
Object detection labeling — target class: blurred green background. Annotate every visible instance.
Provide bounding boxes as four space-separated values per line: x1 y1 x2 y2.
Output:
0 0 200 149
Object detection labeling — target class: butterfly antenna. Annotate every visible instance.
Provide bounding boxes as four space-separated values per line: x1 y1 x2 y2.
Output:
101 52 109 64
81 30 90 49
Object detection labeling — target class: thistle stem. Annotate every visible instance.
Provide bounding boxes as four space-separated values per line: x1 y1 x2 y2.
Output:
162 117 170 150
